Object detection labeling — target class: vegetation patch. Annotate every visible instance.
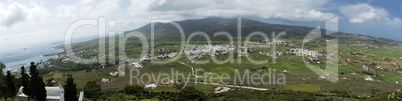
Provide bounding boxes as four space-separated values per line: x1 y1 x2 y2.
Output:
281 84 320 92
211 66 235 74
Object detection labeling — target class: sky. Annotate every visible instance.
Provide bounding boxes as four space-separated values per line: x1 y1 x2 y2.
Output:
0 0 401 49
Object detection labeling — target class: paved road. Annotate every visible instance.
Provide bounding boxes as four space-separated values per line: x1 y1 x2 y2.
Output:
179 62 197 77
179 62 268 91
49 65 69 69
195 82 268 91
118 65 125 75
125 62 268 91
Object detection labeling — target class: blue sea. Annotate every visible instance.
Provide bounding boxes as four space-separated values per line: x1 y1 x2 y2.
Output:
0 35 101 72
0 42 64 71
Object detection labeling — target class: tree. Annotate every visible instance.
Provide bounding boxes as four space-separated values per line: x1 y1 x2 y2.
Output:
0 62 6 99
0 62 5 75
6 71 16 101
0 79 5 100
388 88 402 100
29 62 47 101
20 66 31 101
174 86 207 101
174 83 185 90
64 74 78 101
46 78 55 86
84 80 101 99
123 85 144 100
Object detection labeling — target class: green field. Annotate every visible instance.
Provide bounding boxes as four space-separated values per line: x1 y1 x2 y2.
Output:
281 84 320 92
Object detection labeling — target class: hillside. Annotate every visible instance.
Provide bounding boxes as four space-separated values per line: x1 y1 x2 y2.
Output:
129 17 401 45
37 17 402 100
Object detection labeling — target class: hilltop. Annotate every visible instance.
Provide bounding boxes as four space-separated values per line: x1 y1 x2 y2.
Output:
130 17 401 45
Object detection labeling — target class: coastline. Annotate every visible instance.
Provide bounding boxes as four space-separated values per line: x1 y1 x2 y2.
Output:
2 44 64 73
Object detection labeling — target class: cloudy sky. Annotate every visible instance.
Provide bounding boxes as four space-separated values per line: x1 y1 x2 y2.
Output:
0 0 401 49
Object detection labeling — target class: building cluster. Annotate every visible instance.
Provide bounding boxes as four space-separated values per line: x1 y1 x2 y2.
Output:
8 66 23 75
138 52 179 62
287 48 322 59
258 51 284 58
184 45 236 57
9 58 52 74
58 52 82 63
37 59 53 69
244 39 290 46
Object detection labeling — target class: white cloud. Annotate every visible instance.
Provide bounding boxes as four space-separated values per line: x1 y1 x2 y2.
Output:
57 0 120 20
0 2 29 27
0 0 124 49
0 2 49 27
56 4 79 19
127 0 336 22
384 17 402 28
91 0 120 17
0 0 340 48
81 0 94 4
340 4 388 23
1 0 401 49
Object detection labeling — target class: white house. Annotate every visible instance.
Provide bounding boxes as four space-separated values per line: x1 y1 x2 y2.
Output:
365 76 373 81
213 86 231 93
144 84 157 89
132 62 142 69
16 85 85 101
51 80 57 84
101 78 111 83
362 65 369 70
109 71 119 77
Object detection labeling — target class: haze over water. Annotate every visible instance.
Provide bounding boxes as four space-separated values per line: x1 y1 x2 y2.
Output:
0 42 63 71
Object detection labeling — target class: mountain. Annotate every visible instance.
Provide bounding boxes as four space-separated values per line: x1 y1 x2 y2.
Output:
127 17 401 45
